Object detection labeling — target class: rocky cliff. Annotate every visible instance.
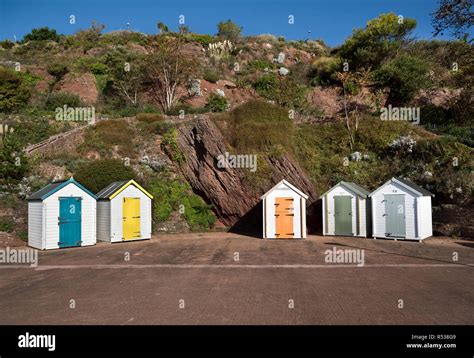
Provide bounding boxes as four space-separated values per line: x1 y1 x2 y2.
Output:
175 117 318 232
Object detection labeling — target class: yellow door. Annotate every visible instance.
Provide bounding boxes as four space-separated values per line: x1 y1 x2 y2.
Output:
123 197 141 240
275 197 294 239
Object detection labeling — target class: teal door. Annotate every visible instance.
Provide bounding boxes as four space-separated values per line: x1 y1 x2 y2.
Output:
334 196 352 236
385 194 406 238
59 197 82 248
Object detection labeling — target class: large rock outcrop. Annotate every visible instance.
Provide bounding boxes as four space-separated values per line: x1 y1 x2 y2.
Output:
175 117 317 229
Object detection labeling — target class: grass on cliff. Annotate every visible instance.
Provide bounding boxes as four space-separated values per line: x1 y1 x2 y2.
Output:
215 100 293 153
215 101 472 204
79 119 135 157
293 117 473 203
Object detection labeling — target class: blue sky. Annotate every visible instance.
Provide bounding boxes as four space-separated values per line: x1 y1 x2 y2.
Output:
0 0 455 46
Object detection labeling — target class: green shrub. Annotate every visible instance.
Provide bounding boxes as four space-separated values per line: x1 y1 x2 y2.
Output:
372 55 430 104
181 195 216 230
147 175 216 230
73 159 136 193
253 74 278 99
22 27 60 43
0 68 33 112
203 69 219 83
0 134 29 189
217 19 242 42
205 93 228 112
0 40 15 49
89 62 108 75
185 33 215 47
249 59 276 71
0 217 14 233
47 63 69 81
308 56 341 86
45 92 82 110
8 115 52 147
161 128 184 162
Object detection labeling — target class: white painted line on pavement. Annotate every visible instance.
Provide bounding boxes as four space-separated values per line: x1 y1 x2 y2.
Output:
0 263 472 270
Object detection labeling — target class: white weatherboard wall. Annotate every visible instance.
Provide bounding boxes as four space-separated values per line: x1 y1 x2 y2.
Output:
28 183 97 250
371 181 432 241
27 202 43 249
263 182 306 239
107 185 152 242
418 196 433 239
322 185 369 237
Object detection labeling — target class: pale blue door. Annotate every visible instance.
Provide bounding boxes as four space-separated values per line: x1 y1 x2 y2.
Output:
384 194 406 238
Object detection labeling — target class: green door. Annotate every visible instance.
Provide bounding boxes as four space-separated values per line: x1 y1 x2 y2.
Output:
334 196 352 236
385 194 406 238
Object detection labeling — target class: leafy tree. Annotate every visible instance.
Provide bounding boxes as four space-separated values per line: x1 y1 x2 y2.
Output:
205 93 228 112
338 13 417 71
372 55 430 104
144 36 198 112
73 159 136 193
0 68 32 112
157 22 169 34
217 19 242 42
22 27 60 42
432 0 473 42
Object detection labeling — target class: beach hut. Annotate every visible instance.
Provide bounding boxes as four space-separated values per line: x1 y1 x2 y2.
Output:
369 177 434 241
27 177 97 250
261 179 308 239
96 179 153 242
321 181 371 237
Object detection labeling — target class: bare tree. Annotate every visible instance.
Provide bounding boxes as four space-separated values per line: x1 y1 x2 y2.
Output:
432 0 473 42
336 70 371 152
144 36 197 112
109 53 145 107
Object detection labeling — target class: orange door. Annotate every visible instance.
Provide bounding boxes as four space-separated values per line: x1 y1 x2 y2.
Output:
275 197 294 239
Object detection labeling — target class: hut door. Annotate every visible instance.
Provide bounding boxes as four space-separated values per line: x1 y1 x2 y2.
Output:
123 197 141 240
385 194 406 238
275 197 294 239
334 196 352 236
59 197 82 248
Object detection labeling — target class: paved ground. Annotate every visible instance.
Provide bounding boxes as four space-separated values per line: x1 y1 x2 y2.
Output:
0 233 473 325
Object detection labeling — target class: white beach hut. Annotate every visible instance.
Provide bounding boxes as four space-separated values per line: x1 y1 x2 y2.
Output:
27 177 97 250
321 181 371 237
261 179 308 239
96 179 153 242
369 177 434 241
